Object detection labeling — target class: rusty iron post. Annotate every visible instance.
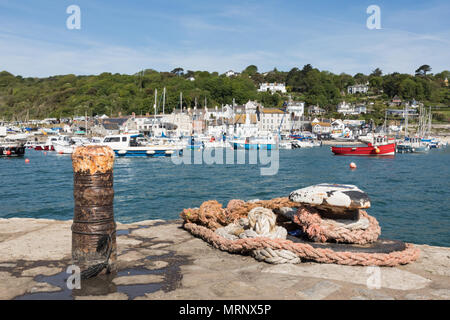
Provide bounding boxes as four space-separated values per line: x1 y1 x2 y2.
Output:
71 146 116 277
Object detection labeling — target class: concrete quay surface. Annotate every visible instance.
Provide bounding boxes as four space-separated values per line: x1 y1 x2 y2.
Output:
0 218 449 300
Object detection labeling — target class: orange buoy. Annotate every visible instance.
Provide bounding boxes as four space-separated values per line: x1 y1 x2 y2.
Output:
25 158 30 163
375 148 380 154
6 150 11 155
349 162 357 169
59 151 64 154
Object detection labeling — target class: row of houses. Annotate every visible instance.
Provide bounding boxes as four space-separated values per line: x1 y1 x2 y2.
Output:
85 99 369 137
57 95 425 137
310 119 366 135
86 100 306 136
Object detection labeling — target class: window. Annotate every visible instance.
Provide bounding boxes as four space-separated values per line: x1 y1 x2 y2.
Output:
104 137 120 142
122 137 127 142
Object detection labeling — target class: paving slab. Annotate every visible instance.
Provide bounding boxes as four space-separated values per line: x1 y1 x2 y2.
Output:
0 218 448 300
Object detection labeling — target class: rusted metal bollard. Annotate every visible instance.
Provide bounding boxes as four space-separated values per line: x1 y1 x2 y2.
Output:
71 146 116 278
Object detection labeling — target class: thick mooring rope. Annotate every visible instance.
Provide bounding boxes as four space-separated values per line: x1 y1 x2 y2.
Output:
294 206 381 245
181 198 420 267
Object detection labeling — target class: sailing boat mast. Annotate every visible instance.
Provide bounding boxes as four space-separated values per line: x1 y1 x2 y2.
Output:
154 88 157 119
180 92 183 112
404 106 408 138
428 107 432 137
162 87 166 115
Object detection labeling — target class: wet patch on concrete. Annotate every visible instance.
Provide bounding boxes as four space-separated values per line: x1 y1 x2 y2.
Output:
14 250 191 300
117 283 161 300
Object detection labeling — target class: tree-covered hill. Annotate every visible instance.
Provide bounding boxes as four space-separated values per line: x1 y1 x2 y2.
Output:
0 65 448 120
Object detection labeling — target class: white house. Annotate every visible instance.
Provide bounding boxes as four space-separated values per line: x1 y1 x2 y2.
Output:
225 70 239 77
258 83 287 94
347 83 369 94
311 121 332 134
244 100 261 113
331 119 345 133
337 102 367 115
343 119 365 126
165 111 193 136
308 105 326 115
258 108 289 133
354 105 367 114
92 117 138 136
337 101 354 115
134 115 158 132
205 105 234 120
286 101 304 118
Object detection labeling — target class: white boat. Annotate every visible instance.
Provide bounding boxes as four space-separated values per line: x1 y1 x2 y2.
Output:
278 140 293 149
101 134 183 157
291 140 321 148
53 136 77 154
397 137 430 153
358 133 374 144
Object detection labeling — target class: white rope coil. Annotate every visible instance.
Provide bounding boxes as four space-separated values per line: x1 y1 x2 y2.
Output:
215 207 301 264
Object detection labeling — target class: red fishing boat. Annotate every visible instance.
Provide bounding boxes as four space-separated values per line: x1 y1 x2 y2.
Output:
331 136 396 156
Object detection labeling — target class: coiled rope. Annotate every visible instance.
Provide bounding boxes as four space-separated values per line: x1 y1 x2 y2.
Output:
181 198 420 267
294 206 381 245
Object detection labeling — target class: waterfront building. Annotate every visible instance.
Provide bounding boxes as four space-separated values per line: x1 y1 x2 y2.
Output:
258 108 289 133
91 117 138 136
244 100 261 113
168 110 193 136
331 119 345 133
205 105 233 121
343 119 365 126
311 120 332 134
286 101 305 118
233 113 259 137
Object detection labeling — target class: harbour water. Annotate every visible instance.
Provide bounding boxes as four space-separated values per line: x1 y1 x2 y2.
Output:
1 147 449 247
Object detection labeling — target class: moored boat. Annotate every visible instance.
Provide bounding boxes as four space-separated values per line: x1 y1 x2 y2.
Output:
101 134 183 157
0 141 25 157
331 136 395 156
53 136 77 154
397 137 430 153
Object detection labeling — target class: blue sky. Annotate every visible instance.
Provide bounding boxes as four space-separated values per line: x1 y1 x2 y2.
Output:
0 0 449 77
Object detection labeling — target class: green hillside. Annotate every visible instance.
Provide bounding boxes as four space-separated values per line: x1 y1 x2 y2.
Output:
0 65 448 121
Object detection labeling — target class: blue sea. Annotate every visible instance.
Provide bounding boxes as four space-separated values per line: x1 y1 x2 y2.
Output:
1 147 449 247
